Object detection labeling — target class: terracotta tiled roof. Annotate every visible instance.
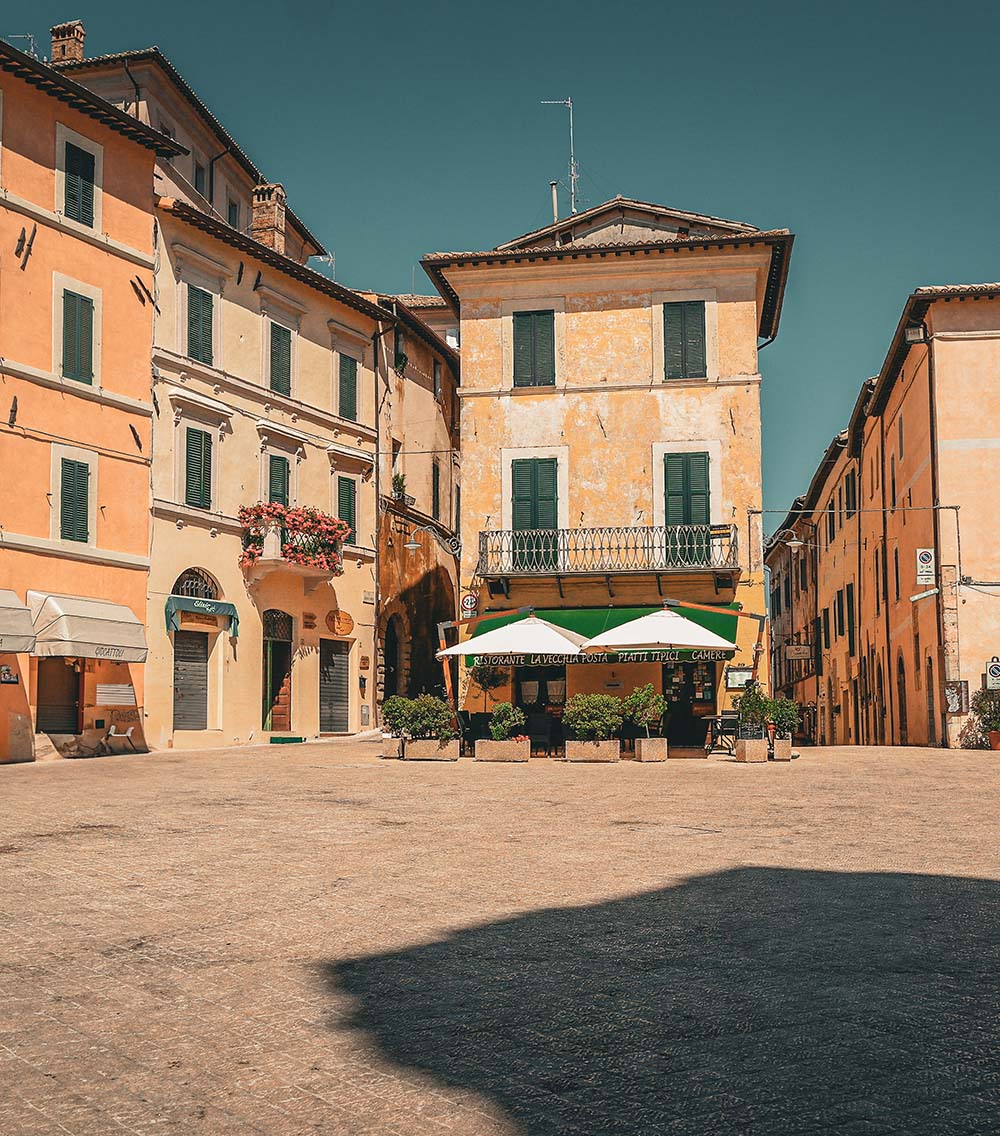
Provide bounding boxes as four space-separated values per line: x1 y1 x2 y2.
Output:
0 38 184 157
158 198 388 324
52 47 325 257
392 294 448 309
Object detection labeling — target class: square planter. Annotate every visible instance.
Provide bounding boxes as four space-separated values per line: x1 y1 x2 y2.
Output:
772 735 793 761
566 740 620 763
634 738 668 762
475 739 530 762
735 738 769 763
405 738 459 761
380 735 404 760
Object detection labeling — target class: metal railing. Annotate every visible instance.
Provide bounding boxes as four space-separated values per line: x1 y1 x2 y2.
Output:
477 524 739 576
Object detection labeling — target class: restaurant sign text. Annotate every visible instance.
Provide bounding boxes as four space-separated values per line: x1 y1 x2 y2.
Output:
473 650 735 665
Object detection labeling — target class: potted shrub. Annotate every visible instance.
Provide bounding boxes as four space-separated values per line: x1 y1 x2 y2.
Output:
961 688 1000 750
621 683 669 761
563 693 623 762
768 696 800 761
380 695 410 759
403 694 459 760
734 682 769 763
476 702 529 762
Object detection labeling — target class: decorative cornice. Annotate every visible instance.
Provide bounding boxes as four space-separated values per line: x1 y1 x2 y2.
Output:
0 356 153 415
457 375 761 399
0 529 149 570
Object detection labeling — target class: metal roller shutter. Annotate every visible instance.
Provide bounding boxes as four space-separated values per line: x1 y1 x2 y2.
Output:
319 639 350 733
173 630 208 730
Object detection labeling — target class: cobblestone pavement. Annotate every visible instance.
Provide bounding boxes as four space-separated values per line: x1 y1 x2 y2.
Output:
1 743 998 1136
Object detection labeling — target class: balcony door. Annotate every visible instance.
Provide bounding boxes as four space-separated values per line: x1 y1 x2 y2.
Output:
511 457 558 570
664 452 710 565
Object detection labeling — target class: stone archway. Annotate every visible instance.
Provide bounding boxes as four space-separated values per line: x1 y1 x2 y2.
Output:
897 655 908 746
377 601 412 706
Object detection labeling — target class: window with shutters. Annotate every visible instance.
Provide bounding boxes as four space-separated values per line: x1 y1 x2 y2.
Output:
893 547 900 600
663 452 711 563
193 158 207 197
63 140 96 226
268 454 290 505
663 301 707 380
338 355 358 421
511 457 558 569
846 582 856 657
227 197 240 229
187 285 214 365
835 589 845 638
185 427 213 509
845 469 857 518
512 310 555 387
61 289 94 383
59 457 90 542
338 477 357 545
431 460 441 520
269 322 292 395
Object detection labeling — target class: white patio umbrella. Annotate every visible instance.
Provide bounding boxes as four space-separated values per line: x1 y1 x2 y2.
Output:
437 615 588 658
581 607 737 653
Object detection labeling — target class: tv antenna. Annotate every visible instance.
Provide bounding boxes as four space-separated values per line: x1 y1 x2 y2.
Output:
541 97 579 215
5 33 38 58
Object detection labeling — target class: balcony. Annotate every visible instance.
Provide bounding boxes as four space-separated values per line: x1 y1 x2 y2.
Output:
477 524 739 579
239 503 348 590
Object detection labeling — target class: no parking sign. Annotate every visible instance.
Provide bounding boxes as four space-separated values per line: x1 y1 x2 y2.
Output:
987 657 1000 691
916 548 936 585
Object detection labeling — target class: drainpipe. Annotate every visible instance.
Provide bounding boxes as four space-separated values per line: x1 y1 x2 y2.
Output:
879 412 895 744
122 60 141 118
208 146 232 212
925 334 949 746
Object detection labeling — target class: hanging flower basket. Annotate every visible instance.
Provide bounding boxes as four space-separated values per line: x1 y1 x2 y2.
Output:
238 503 349 574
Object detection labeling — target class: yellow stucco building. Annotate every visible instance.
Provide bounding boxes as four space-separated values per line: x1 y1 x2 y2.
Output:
422 197 793 750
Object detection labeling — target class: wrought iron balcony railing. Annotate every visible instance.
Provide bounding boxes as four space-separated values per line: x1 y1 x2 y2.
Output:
477 524 739 577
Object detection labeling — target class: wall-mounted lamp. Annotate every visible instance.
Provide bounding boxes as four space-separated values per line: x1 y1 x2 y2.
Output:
904 324 928 345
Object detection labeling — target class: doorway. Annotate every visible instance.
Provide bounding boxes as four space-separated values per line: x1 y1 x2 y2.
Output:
663 662 714 748
925 656 936 746
383 615 402 698
36 658 81 733
319 639 350 733
262 609 293 731
896 655 908 745
173 630 209 731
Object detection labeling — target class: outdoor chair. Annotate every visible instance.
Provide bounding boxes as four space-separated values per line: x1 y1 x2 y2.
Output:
526 713 553 758
709 710 739 755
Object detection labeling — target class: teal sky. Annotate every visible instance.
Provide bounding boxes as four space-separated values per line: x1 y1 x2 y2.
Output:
6 1 999 520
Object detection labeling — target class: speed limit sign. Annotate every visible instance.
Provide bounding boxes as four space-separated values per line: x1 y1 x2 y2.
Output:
461 592 478 617
987 657 1000 690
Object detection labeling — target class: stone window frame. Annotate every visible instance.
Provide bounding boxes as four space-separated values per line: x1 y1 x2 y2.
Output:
501 297 566 390
328 319 370 424
258 286 304 397
52 271 103 388
650 440 723 527
55 122 104 233
172 244 229 370
168 389 233 511
651 288 720 383
255 420 307 505
499 445 569 531
49 442 99 548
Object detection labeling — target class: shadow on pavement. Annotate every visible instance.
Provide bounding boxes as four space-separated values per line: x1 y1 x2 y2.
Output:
328 868 999 1135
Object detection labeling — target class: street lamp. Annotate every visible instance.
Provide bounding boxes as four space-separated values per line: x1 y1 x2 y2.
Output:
404 525 431 552
773 528 806 552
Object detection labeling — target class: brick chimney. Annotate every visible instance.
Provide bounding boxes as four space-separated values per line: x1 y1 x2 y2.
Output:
50 20 86 63
250 183 287 255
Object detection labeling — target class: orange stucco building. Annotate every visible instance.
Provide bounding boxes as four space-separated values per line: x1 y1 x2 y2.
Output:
0 38 181 761
767 284 1000 748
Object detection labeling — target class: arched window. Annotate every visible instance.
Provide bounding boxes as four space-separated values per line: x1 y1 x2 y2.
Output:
172 568 219 599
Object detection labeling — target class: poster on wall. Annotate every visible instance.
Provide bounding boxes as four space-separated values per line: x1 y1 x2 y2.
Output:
725 666 754 690
944 681 969 715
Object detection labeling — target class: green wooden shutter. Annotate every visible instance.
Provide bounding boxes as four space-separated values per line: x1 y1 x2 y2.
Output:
64 142 95 227
513 313 534 387
338 476 357 545
269 324 291 395
61 290 94 383
339 355 358 421
187 285 213 365
683 301 707 378
511 459 537 530
533 458 558 529
185 427 212 509
268 454 289 505
664 452 710 524
432 461 441 520
533 311 555 385
664 301 706 379
663 304 685 379
59 458 90 542
846 582 856 657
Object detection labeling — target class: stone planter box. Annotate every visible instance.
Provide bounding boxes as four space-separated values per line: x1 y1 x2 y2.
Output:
735 737 769 763
380 735 404 760
772 735 793 761
405 738 459 761
634 738 668 762
475 739 530 762
566 740 620 762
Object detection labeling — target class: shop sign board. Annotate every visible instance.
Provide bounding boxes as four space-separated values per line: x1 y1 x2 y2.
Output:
916 548 936 585
785 644 812 660
944 681 969 715
474 649 735 666
726 666 754 690
986 657 1000 690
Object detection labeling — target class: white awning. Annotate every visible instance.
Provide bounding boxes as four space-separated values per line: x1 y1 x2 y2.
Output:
582 607 738 653
437 615 588 658
0 590 36 653
27 591 148 663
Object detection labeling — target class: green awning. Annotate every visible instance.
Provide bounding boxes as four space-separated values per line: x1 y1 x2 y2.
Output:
466 604 740 664
165 596 240 637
